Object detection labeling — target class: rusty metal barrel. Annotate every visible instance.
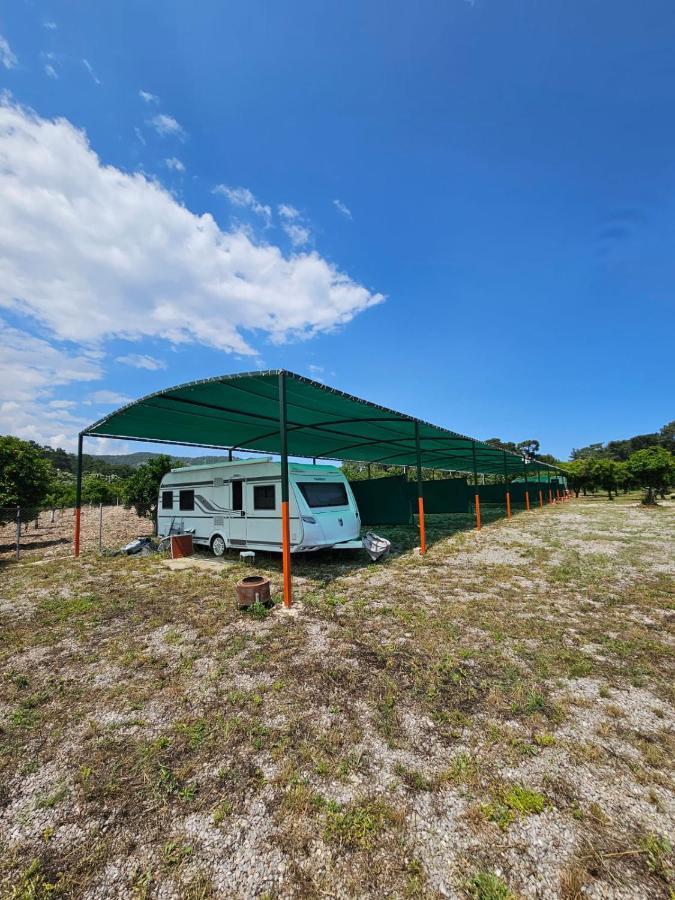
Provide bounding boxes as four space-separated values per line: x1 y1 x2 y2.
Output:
236 575 271 609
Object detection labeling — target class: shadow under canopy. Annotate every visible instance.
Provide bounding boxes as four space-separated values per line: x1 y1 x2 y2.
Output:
76 370 564 605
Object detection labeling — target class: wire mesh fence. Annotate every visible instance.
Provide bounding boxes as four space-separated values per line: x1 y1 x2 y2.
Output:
0 504 153 561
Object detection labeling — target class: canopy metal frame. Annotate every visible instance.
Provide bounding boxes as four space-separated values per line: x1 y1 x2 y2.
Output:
76 370 566 606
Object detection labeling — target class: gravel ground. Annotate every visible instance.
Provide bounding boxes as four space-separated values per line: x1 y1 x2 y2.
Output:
0 496 673 898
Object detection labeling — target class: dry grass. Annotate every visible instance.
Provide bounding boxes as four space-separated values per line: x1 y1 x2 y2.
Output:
0 495 673 898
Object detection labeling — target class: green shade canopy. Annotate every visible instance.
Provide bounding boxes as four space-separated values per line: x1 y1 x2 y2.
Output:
84 370 561 477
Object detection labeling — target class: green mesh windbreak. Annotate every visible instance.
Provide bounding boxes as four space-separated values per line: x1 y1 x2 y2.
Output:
475 484 511 504
407 479 470 513
349 477 412 525
507 484 536 503
84 371 562 479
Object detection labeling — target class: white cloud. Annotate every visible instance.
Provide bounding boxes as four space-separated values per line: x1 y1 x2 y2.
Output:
44 63 58 79
278 203 311 246
0 100 384 359
213 184 272 226
82 58 100 85
43 21 58 30
148 113 185 138
0 34 17 70
333 198 352 219
48 399 76 409
307 363 325 382
0 320 102 448
88 390 132 405
164 156 185 173
115 353 166 371
139 90 159 104
282 221 311 247
278 203 300 220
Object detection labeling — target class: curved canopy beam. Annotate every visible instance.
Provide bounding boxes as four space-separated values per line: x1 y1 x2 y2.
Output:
83 369 563 477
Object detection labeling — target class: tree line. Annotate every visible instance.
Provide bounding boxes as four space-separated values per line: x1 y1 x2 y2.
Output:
0 436 176 526
2 421 673 527
561 421 674 504
571 421 674 461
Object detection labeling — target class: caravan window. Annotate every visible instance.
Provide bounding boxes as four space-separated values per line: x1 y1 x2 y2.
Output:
253 484 276 510
232 480 243 511
161 490 173 510
179 489 194 511
298 481 348 508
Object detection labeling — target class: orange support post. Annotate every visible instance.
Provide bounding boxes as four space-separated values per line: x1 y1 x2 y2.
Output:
471 441 481 531
281 500 292 607
548 488 553 504
502 452 511 520
418 497 426 554
414 422 426 555
278 372 292 608
74 507 81 557
539 490 544 509
525 490 530 511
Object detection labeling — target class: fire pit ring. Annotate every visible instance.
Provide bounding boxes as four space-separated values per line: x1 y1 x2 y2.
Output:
236 575 271 609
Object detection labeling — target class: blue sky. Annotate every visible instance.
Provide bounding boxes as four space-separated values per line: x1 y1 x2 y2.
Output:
0 0 673 460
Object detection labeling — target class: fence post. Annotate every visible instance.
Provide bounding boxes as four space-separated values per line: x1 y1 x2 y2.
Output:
16 507 20 560
99 503 103 553
74 433 83 557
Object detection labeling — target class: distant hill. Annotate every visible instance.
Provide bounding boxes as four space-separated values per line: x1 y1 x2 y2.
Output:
25 442 245 477
95 451 237 468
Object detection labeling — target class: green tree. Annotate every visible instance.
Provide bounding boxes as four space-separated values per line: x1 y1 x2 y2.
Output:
626 448 675 505
81 477 122 505
123 455 177 532
44 475 76 509
0 436 54 524
517 439 540 459
562 459 589 497
590 458 621 500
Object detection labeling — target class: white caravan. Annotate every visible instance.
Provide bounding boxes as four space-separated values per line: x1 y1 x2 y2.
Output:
157 459 362 555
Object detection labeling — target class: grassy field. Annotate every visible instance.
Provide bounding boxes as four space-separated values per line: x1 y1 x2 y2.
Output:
0 495 673 899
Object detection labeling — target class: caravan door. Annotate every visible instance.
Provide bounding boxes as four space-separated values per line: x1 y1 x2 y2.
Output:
246 480 282 547
228 479 246 545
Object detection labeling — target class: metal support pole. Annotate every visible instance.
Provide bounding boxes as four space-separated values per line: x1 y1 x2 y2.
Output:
278 372 292 608
98 503 103 553
16 507 20 560
537 469 543 509
367 464 371 479
503 451 511 519
472 441 481 531
228 448 233 461
415 422 426 555
523 461 530 511
74 433 83 557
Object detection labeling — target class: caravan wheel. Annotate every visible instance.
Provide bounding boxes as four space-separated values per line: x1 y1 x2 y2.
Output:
211 535 226 557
